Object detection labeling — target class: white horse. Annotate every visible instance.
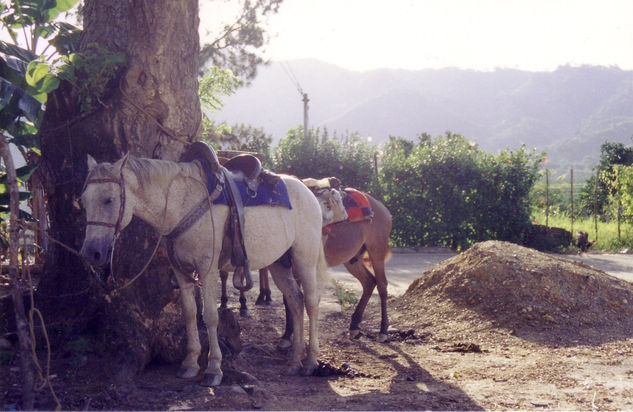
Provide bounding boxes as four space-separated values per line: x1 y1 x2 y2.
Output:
79 153 327 386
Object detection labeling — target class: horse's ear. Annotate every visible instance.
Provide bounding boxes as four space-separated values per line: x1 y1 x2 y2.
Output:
113 152 130 175
87 154 98 171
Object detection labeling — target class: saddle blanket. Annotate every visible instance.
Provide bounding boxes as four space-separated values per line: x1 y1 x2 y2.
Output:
197 159 292 209
342 188 373 222
214 176 292 209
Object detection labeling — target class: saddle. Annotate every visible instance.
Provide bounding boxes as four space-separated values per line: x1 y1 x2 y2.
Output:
302 176 348 227
178 142 276 292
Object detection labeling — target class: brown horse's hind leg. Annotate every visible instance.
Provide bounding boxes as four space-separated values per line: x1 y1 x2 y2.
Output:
368 255 390 342
343 255 377 338
255 268 272 305
220 269 250 317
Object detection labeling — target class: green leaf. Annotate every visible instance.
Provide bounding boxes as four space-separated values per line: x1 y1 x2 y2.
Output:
25 61 50 87
36 73 59 94
16 164 38 182
45 0 80 22
9 134 40 151
0 191 32 204
0 206 37 222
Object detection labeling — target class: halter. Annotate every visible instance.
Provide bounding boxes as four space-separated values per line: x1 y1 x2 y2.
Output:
83 161 127 238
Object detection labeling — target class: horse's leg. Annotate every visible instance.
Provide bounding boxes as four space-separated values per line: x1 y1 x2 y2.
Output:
274 296 293 351
198 269 223 387
268 263 305 375
368 252 390 342
343 255 377 338
239 290 249 318
219 270 229 309
255 268 272 305
173 270 201 379
221 269 249 317
291 252 321 376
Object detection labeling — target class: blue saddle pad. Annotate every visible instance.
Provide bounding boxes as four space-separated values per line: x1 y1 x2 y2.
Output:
213 176 292 209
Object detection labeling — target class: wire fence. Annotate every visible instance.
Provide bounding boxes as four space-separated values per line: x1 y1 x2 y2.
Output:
534 168 629 244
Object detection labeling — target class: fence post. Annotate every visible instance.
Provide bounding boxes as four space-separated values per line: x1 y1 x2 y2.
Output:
593 167 598 241
570 168 574 235
616 167 622 242
545 169 549 227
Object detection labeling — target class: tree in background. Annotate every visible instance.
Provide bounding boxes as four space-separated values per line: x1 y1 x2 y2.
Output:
204 122 273 166
378 132 543 250
273 126 377 191
578 141 633 218
199 0 283 81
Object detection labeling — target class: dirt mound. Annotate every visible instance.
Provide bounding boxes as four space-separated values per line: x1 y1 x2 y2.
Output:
396 240 633 345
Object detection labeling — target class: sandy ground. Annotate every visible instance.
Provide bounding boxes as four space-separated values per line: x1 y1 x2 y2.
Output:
328 248 633 298
4 246 633 410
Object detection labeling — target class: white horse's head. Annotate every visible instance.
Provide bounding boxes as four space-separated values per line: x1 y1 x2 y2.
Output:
80 153 133 266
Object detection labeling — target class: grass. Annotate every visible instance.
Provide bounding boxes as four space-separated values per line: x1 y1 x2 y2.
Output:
532 211 633 252
333 280 358 307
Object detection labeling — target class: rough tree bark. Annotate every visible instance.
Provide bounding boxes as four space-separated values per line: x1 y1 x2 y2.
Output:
36 0 201 378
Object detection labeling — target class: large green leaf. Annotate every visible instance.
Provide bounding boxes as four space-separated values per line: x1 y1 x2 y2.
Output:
0 191 32 203
44 0 80 22
49 22 81 55
0 78 42 122
0 41 38 66
25 61 49 86
9 134 39 153
0 205 37 222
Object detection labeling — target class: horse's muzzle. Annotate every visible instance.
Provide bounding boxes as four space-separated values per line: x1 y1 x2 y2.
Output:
80 238 112 267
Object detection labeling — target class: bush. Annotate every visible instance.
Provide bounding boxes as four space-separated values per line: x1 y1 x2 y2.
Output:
273 127 377 191
377 132 543 250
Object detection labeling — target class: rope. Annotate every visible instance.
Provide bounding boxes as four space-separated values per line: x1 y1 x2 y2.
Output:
19 226 61 410
107 234 163 295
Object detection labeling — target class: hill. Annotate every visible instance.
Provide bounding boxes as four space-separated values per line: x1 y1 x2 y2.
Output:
217 60 633 179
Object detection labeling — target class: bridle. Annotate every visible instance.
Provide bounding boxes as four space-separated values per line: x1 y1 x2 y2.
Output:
83 162 127 239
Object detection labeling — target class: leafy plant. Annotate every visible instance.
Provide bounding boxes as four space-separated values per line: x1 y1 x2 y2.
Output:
54 43 126 112
378 132 543 250
273 127 377 191
334 281 358 307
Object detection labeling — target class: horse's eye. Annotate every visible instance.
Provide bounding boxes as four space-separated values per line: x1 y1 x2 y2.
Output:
103 197 114 206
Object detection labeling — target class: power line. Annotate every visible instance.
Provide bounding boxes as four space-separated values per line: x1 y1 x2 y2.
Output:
279 61 309 139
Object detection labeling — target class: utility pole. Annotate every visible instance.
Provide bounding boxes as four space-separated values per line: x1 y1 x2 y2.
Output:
281 62 309 139
302 92 309 140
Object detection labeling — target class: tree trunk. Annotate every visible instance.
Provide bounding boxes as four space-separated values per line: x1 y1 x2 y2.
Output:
36 0 201 378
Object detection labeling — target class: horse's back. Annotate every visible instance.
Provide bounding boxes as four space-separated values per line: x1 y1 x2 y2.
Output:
242 174 323 269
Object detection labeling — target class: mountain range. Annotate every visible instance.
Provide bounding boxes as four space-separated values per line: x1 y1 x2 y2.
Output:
216 59 633 180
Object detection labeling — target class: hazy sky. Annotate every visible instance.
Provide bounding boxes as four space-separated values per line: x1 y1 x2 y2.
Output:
203 0 633 72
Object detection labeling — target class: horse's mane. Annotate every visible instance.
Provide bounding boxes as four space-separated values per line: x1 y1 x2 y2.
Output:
88 156 202 192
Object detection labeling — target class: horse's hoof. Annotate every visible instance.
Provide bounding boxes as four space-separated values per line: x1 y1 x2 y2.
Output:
255 296 266 306
240 308 250 318
378 333 390 343
277 338 292 350
286 365 302 376
177 366 199 379
200 372 223 387
300 363 318 376
349 329 362 340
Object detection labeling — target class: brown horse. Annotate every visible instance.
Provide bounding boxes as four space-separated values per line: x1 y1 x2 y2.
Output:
221 191 393 342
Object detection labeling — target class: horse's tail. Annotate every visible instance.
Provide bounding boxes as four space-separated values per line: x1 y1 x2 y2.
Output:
316 241 330 302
